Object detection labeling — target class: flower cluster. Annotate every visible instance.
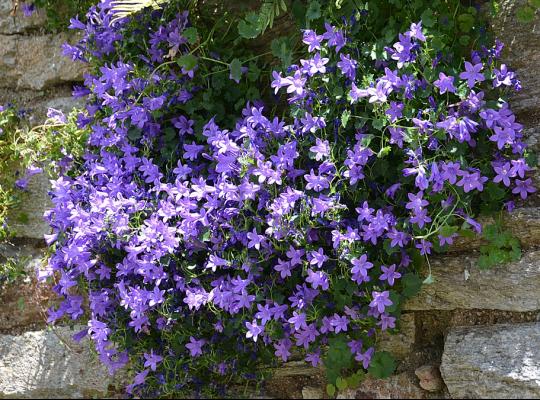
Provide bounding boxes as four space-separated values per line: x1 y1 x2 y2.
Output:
42 1 534 396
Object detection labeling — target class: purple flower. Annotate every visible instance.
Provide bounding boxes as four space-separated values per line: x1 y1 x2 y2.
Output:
309 138 330 161
288 311 308 331
433 72 456 94
355 347 374 369
186 337 205 357
306 269 330 290
369 291 392 313
379 264 401 286
308 248 328 268
305 351 322 367
493 162 514 187
143 350 163 371
245 319 265 342
513 178 536 199
408 21 426 42
406 192 429 214
350 254 373 284
330 314 349 333
302 29 323 52
274 339 292 362
459 61 485 88
337 53 357 80
247 228 264 250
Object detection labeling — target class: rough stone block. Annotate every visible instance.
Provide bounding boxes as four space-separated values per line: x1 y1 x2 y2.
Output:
0 326 113 398
404 251 540 312
441 323 540 398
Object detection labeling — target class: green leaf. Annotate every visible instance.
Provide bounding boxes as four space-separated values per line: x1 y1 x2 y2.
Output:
531 0 540 8
291 0 307 25
517 5 536 22
440 224 459 237
271 37 293 67
401 273 422 299
229 58 243 83
457 13 475 32
421 9 435 27
183 27 199 45
306 0 322 21
368 351 396 379
377 146 391 158
238 12 263 39
326 384 336 397
341 110 351 128
336 376 348 391
177 54 197 71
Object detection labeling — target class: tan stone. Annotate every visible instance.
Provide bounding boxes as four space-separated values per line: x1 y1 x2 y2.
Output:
414 365 443 392
378 313 415 360
404 251 540 312
353 373 426 399
0 0 46 34
0 32 86 90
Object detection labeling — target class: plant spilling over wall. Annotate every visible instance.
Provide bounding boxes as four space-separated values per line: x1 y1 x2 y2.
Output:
31 0 536 398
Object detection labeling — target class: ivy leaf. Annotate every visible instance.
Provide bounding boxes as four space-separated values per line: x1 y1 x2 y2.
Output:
271 37 293 67
401 273 422 299
306 0 322 22
229 58 243 83
421 9 435 27
238 12 263 39
458 13 475 32
177 54 197 71
183 27 199 45
336 376 348 391
326 384 336 397
440 224 459 237
368 351 396 379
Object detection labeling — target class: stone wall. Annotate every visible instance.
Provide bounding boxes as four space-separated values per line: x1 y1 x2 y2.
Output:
0 0 539 398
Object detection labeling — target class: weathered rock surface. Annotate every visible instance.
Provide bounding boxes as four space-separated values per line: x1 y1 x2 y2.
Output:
0 0 46 34
491 0 540 114
441 323 540 398
414 365 443 392
404 251 540 311
9 173 52 239
337 373 426 399
0 326 113 398
378 313 415 360
0 32 85 90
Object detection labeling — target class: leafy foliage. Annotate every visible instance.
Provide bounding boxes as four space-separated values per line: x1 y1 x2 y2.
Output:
19 0 536 399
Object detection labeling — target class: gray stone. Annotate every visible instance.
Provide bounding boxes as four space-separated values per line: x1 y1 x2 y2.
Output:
44 96 85 115
404 251 540 311
378 313 415 360
0 326 113 398
0 32 86 90
9 173 52 240
441 323 540 398
0 0 46 34
490 0 540 114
